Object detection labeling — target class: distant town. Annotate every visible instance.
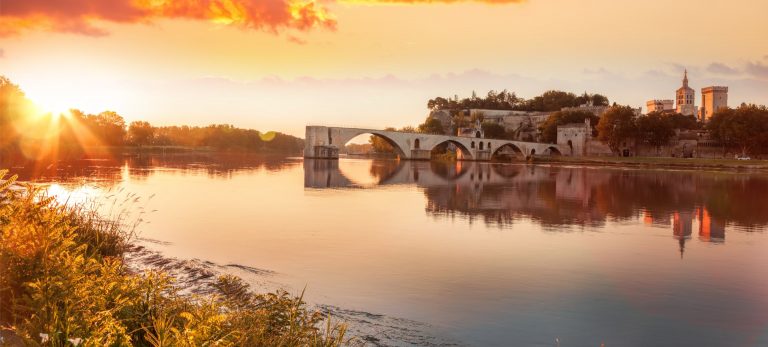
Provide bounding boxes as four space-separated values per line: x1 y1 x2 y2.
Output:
345 70 767 160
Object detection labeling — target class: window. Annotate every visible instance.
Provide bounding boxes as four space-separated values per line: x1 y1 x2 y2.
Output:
414 138 420 149
479 142 484 150
471 141 475 149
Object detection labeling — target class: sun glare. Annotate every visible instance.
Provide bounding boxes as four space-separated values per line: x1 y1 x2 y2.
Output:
31 93 73 117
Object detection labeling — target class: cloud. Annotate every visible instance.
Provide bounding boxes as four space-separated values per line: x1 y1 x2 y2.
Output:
746 61 768 79
583 67 611 75
0 0 524 37
287 35 308 45
706 62 740 75
0 0 336 37
341 0 523 3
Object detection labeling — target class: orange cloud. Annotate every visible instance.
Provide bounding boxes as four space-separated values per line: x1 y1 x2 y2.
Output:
341 0 523 3
0 0 336 37
0 0 523 37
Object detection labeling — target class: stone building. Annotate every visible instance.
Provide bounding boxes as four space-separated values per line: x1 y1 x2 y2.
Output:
457 119 485 138
646 99 674 113
556 120 589 156
676 70 698 116
699 86 728 121
556 118 613 157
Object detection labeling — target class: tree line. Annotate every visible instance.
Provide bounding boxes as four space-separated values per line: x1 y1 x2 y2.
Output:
0 76 303 162
427 90 610 112
594 104 768 156
373 103 768 158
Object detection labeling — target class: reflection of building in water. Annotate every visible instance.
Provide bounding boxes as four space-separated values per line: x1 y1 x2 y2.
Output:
554 167 594 207
643 210 672 228
697 208 725 242
673 211 694 258
304 159 768 234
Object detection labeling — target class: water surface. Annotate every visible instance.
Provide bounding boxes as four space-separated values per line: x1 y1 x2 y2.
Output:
19 155 768 346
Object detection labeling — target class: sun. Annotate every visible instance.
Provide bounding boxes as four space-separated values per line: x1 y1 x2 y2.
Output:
31 93 74 117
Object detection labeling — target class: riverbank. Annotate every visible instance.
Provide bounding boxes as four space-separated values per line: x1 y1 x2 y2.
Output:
530 155 768 171
0 171 349 346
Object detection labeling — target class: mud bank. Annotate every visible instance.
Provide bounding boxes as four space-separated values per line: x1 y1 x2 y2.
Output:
125 239 462 347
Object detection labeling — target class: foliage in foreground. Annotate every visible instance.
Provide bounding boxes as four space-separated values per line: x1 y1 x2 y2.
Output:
0 170 348 346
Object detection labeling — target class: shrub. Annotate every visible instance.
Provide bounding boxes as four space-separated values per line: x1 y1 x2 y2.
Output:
0 169 349 346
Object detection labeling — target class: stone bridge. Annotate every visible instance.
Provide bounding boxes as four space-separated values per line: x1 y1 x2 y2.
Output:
304 126 566 161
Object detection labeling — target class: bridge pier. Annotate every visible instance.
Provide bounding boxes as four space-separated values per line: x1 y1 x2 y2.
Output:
410 149 431 160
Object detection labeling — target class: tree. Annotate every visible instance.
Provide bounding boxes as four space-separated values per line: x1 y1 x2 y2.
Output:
519 90 579 112
452 110 469 131
597 106 638 154
91 111 127 146
635 112 675 150
418 117 445 135
0 76 36 157
481 122 507 139
668 113 698 130
707 105 768 157
539 110 598 143
370 127 396 154
128 121 155 147
424 89 605 112
591 94 610 106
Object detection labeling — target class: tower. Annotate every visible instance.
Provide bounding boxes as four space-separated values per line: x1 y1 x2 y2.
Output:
700 86 728 122
676 70 696 116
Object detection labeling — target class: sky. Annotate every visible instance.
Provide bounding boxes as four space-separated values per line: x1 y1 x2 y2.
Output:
2 0 768 137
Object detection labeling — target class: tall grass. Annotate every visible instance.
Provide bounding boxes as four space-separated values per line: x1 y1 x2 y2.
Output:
0 169 350 346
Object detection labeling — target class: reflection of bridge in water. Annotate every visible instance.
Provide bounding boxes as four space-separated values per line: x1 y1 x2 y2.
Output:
304 126 565 160
304 159 552 188
303 159 764 256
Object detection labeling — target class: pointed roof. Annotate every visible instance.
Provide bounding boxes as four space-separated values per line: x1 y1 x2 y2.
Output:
677 69 694 92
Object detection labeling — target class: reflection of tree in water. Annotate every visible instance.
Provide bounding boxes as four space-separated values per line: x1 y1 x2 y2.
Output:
6 154 299 186
423 165 768 231
429 161 469 180
367 159 404 182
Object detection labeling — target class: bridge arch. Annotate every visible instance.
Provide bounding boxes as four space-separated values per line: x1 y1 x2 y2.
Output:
339 130 408 159
429 140 474 160
491 143 525 161
546 146 563 156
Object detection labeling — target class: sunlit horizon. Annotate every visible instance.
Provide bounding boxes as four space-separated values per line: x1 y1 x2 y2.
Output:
3 0 767 137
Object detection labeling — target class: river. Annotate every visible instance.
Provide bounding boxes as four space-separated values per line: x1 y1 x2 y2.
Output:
15 154 768 346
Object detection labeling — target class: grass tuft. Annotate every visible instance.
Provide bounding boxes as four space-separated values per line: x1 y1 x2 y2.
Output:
0 169 351 346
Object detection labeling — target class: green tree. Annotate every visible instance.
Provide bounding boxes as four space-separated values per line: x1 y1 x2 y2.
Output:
370 127 396 154
668 113 699 130
635 112 675 150
597 106 638 154
591 94 610 106
539 110 598 143
0 76 33 157
128 121 155 147
418 117 445 135
481 122 507 139
707 104 768 157
90 111 127 146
